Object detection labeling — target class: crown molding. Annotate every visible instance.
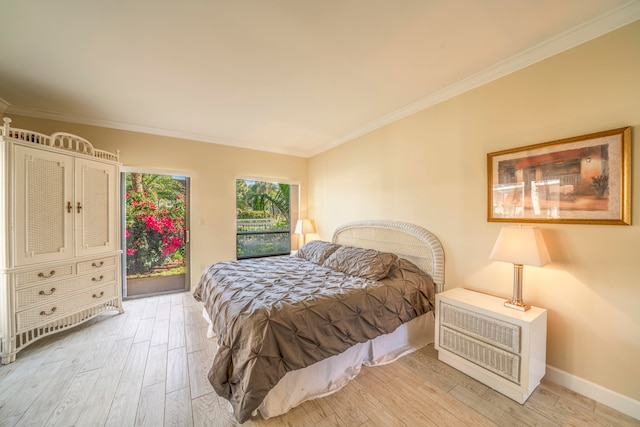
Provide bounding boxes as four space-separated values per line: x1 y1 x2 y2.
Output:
4 104 309 158
314 1 640 157
0 98 9 113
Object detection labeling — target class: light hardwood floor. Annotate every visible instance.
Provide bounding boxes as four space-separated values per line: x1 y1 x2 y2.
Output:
0 291 638 427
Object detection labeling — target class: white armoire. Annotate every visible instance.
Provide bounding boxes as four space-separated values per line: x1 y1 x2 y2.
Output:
0 117 123 364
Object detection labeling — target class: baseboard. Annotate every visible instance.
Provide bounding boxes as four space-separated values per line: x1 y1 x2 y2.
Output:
545 365 640 421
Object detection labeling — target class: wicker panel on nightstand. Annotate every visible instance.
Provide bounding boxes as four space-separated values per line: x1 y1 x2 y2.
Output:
439 325 520 383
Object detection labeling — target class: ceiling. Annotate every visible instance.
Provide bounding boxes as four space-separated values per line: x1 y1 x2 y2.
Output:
1 1 638 158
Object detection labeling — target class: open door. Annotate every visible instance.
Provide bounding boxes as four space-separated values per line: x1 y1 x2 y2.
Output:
122 172 190 298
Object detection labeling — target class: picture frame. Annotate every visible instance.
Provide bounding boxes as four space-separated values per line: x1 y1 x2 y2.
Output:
487 127 631 225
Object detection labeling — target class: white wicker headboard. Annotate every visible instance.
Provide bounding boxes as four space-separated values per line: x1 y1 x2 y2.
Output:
332 220 445 293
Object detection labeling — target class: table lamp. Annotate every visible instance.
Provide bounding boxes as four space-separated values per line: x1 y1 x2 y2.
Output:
489 226 550 311
294 219 315 245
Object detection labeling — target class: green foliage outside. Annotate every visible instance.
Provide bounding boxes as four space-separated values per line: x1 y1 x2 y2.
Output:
236 179 291 257
236 180 290 224
126 174 187 277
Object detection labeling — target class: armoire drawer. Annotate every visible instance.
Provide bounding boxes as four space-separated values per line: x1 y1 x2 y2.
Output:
76 268 117 290
16 279 76 310
16 283 118 332
15 264 75 288
16 268 117 310
77 255 118 273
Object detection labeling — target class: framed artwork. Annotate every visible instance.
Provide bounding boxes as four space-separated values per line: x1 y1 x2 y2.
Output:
487 127 631 225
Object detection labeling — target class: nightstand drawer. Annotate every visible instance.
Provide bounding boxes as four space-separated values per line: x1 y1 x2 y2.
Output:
440 326 520 383
440 301 521 353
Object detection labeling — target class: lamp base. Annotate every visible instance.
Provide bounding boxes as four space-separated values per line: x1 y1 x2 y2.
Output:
504 263 531 311
504 301 531 311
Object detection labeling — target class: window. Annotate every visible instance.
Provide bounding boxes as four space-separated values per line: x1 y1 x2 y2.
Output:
236 179 296 259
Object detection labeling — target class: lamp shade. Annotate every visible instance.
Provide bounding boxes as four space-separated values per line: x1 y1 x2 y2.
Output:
294 219 315 235
489 226 550 267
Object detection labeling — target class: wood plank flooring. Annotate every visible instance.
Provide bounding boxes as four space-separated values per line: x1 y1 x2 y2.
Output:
1 291 638 426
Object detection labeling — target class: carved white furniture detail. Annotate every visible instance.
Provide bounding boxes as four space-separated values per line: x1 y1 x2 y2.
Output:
0 117 123 364
435 287 547 403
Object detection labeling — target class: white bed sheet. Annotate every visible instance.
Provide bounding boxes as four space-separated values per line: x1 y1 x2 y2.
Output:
202 308 435 419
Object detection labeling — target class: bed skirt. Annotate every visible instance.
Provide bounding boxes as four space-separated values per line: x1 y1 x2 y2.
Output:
202 308 435 419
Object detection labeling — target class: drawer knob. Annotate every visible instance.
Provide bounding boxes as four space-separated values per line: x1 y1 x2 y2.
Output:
92 275 104 282
93 291 105 299
37 270 56 279
38 287 56 296
40 307 57 316
91 261 105 268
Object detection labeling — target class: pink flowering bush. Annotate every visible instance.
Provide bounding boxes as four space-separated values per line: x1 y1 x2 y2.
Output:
125 191 186 275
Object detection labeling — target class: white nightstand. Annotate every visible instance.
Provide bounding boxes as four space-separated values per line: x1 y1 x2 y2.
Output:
434 287 547 403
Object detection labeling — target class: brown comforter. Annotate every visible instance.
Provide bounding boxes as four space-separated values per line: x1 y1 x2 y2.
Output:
193 254 434 422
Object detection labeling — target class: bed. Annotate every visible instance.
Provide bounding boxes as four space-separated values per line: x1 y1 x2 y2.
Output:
193 219 445 422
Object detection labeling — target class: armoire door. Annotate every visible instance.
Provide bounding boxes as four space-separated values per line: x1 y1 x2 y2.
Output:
14 145 74 266
75 158 118 257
